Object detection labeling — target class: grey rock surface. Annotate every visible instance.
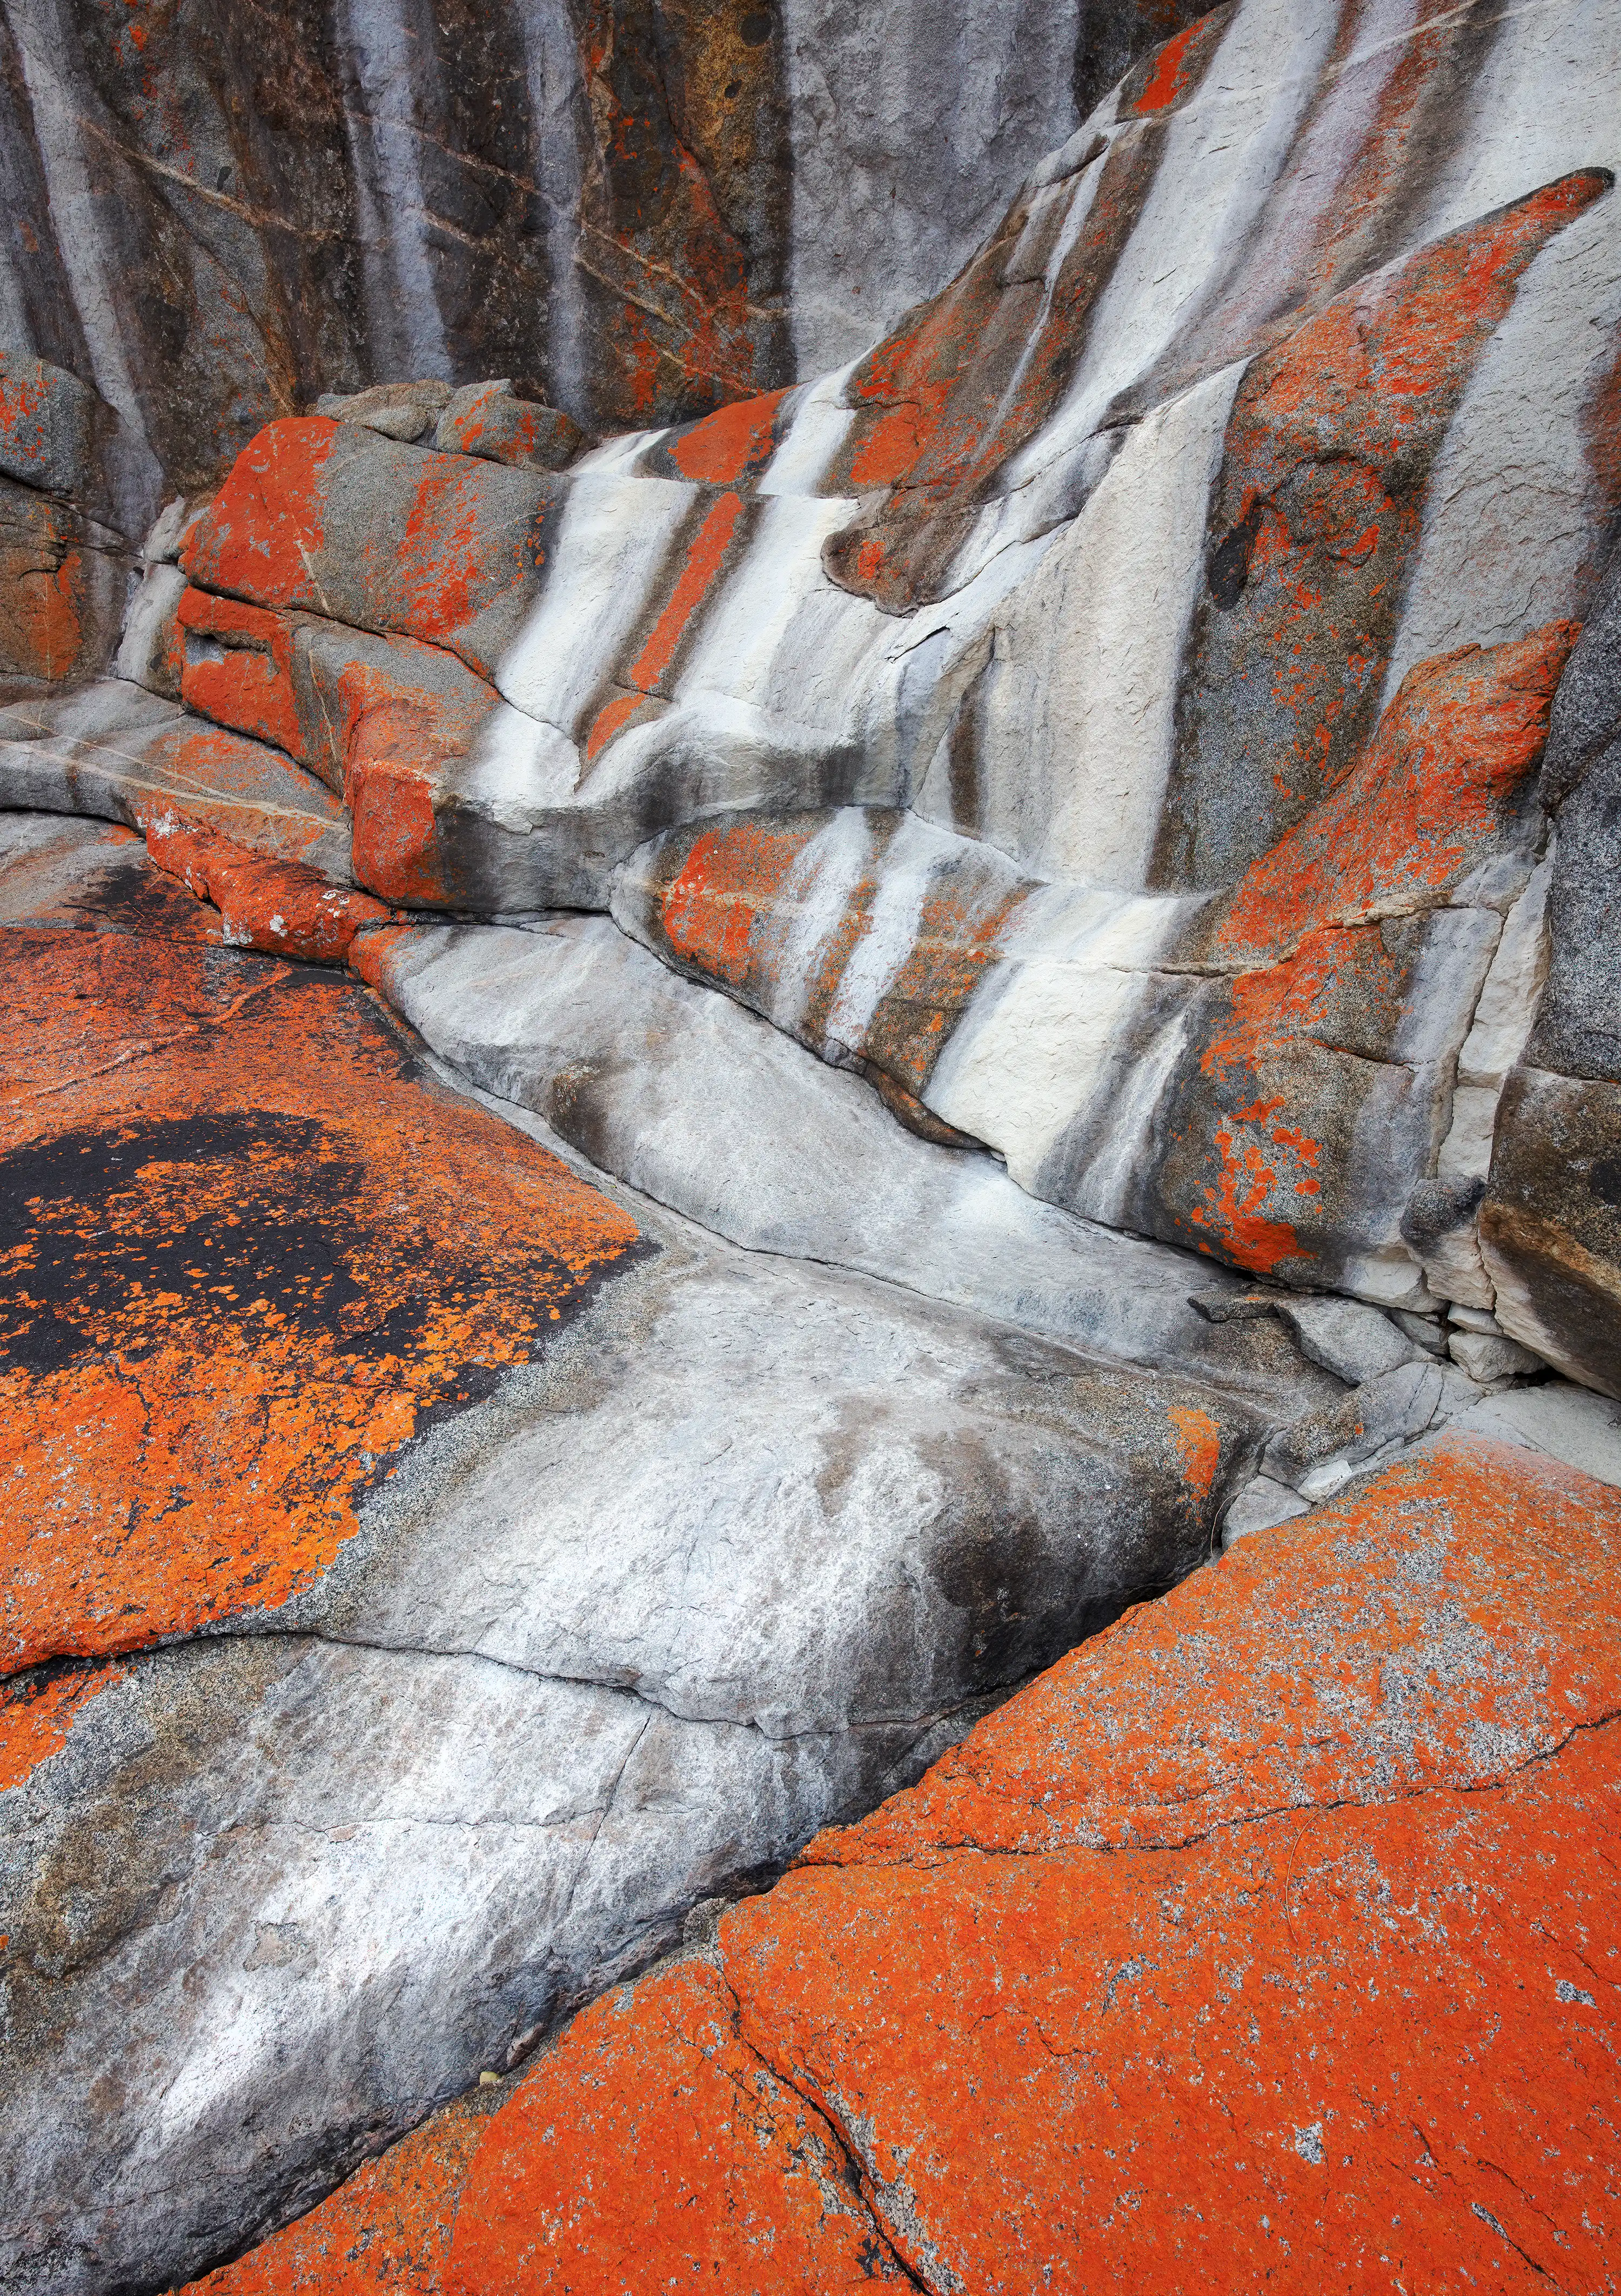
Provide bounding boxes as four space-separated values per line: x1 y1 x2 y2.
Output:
365 913 1333 1410
2 1 1619 2284
1273 1297 1422 1388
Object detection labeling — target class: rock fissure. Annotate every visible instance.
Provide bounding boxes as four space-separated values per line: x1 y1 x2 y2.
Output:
810 1705 1621 1872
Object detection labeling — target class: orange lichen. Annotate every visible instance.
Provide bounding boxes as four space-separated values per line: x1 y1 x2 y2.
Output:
584 490 746 761
180 418 338 609
666 389 789 484
114 714 350 878
144 820 395 962
1169 172 1607 874
0 1664 125 1792
1165 1403 1221 1503
203 1440 1621 2291
0 931 641 1674
449 1959 905 2293
646 813 1030 1095
1124 9 1230 115
657 814 814 989
189 2087 495 2294
1219 623 1579 961
177 588 305 760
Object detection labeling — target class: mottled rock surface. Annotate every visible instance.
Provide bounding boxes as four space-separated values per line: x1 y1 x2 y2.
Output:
0 0 1217 524
2 1 1620 2287
178 1431 1621 2292
1 819 1276 2295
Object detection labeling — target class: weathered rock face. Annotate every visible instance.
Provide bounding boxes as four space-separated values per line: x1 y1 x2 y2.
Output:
1481 552 1621 1395
0 0 1217 531
3 2 1621 2287
2 818 1284 2295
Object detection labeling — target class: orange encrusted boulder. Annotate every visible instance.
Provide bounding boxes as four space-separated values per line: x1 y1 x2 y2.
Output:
180 1429 1621 2293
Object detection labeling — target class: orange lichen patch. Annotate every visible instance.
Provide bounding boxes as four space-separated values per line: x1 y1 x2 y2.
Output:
1176 919 1402 1278
450 1959 905 2293
1165 1402 1220 1503
0 929 642 1674
345 755 448 908
177 588 305 759
826 118 1170 610
3 544 84 681
572 0 782 432
144 820 395 962
812 1434 1621 1862
642 811 1032 1095
858 872 1032 1097
716 1733 1619 2294
1121 4 1233 115
1164 172 1607 882
664 389 789 485
0 1664 125 1793
0 357 60 457
443 1438 1621 2294
642 808 1028 1093
118 715 351 879
656 814 811 988
390 451 532 655
328 648 498 903
188 1441 1621 2291
1218 624 1578 963
180 418 338 610
179 418 555 682
1296 0 1489 304
625 490 744 694
584 490 747 761
188 2083 498 2295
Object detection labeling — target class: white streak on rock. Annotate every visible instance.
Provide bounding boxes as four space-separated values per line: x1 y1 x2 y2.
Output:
927 363 1242 885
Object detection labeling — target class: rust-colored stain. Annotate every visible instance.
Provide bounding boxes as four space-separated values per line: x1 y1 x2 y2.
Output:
0 929 642 1674
202 1437 1621 2291
1165 1403 1221 1503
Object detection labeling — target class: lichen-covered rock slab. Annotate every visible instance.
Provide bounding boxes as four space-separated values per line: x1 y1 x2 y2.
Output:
179 1430 1621 2292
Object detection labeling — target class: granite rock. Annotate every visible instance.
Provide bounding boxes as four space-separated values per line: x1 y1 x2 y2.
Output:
178 1432 1621 2293
3 4 1620 2284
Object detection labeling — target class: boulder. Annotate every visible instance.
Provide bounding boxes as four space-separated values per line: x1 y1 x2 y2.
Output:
0 480 128 687
0 352 110 508
313 379 454 443
1482 554 1621 1394
434 382 586 472
177 419 560 685
356 912 1334 1410
179 1431 1621 2293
